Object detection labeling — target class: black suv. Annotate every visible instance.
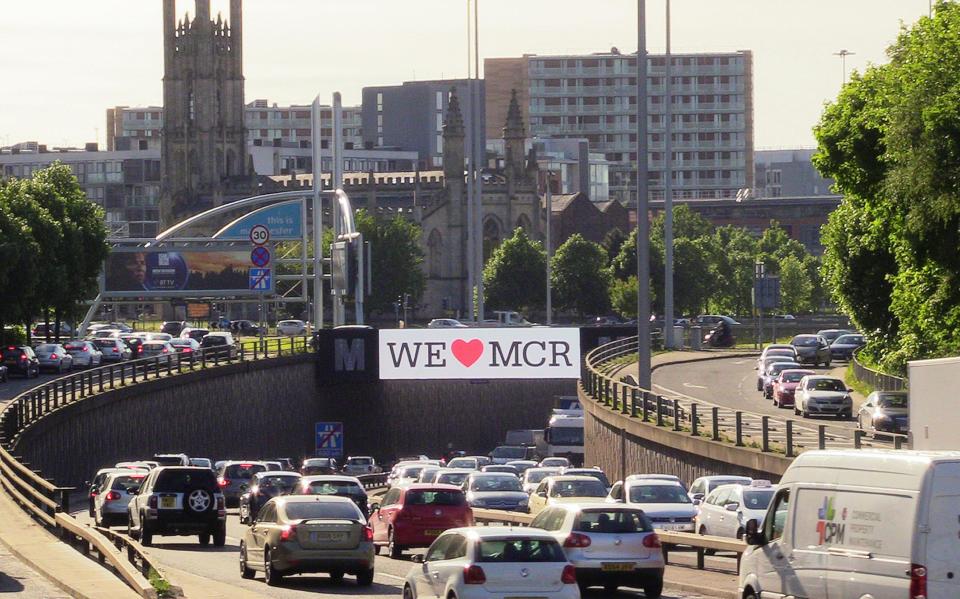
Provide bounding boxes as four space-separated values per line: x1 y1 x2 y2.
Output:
127 466 226 546
160 321 187 336
2 346 40 378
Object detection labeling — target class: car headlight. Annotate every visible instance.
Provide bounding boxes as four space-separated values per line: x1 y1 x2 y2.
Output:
873 413 890 421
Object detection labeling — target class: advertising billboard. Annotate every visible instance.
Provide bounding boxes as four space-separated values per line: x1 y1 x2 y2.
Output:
103 248 272 297
214 200 303 241
379 328 581 380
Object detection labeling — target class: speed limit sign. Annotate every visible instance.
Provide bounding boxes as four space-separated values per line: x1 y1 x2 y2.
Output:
249 224 270 246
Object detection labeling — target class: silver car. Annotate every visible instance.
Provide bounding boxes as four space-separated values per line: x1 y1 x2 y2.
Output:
218 461 268 507
531 502 665 596
64 341 103 368
94 470 148 527
34 344 73 373
463 472 530 512
795 375 853 419
276 320 307 336
92 338 132 362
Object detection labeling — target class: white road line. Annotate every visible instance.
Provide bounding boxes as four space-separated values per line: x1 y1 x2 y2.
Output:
683 383 708 390
378 573 407 582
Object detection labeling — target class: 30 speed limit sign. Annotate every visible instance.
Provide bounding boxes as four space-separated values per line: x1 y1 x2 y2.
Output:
249 224 270 246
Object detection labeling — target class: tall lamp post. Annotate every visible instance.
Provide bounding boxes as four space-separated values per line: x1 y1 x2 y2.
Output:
663 0 675 348
636 0 652 389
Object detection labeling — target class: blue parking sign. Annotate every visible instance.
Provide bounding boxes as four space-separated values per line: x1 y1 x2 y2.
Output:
315 422 343 458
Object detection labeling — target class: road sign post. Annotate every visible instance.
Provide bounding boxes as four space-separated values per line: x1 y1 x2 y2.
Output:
315 422 343 458
249 224 270 246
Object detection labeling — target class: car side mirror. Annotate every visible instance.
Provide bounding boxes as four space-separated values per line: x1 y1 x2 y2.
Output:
744 518 765 546
129 489 138 495
692 493 704 502
537 491 547 498
725 502 740 512
369 503 380 512
411 554 425 564
847 388 855 393
692 498 702 506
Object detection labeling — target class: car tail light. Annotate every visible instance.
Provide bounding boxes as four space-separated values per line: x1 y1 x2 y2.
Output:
910 564 927 598
463 565 486 585
183 348 192 353
162 349 168 353
563 532 592 548
105 490 121 501
89 490 98 498
561 564 577 584
112 348 118 353
148 496 158 509
362 525 374 542
280 524 297 541
50 353 58 359
82 347 88 352
218 477 229 487
643 533 662 549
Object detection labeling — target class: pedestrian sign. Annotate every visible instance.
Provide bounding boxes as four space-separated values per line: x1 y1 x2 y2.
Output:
249 268 271 291
315 422 343 457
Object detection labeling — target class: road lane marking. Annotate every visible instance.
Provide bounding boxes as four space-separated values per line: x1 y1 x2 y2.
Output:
683 383 708 390
378 573 407 582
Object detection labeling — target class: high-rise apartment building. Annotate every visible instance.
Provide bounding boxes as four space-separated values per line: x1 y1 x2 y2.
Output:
485 50 754 203
754 149 834 198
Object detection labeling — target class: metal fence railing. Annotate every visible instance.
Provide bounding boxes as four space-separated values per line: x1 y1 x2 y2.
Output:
852 349 907 392
583 336 909 459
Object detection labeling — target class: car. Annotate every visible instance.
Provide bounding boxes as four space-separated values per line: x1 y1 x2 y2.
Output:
687 475 753 504
694 480 775 539
144 332 173 342
94 470 148 527
3 345 40 378
88 329 122 340
240 495 375 586
33 343 73 373
63 341 103 368
426 318 468 329
230 320 263 336
200 332 238 359
520 467 563 494
480 464 519 476
179 327 209 342
153 453 190 466
118 334 145 357
391 463 432 487
115 461 158 471
771 369 815 408
403 527 579 599
504 460 538 474
463 472 530 512
239 471 302 524
528 476 608 515
369 484 473 558
127 466 226 546
217 461 269 507
266 458 296 472
607 478 697 532
299 475 369 515
276 320 307 336
794 375 853 419
626 474 686 488
758 344 799 365
341 456 381 475
301 458 339 475
789 334 832 367
138 341 179 366
696 314 740 326
417 466 442 483
539 456 571 469
761 361 802 399
189 457 214 470
87 467 141 517
830 333 866 361
160 321 187 336
531 503 664 596
92 338 133 362
168 338 200 364
857 390 909 438
446 456 482 470
489 445 539 464
816 328 855 346
560 467 611 490
31 322 73 338
433 469 472 488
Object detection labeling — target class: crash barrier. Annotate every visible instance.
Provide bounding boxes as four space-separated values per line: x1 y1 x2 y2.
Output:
584 336 908 458
852 348 906 392
0 335 313 596
471 507 745 573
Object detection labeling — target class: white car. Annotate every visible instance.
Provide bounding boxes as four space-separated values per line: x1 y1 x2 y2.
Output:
403 527 579 599
607 479 697 532
520 467 562 494
528 476 608 515
277 320 307 335
794 375 853 419
688 475 752 503
64 341 103 368
539 457 571 469
694 480 775 539
342 456 381 475
427 318 468 329
94 470 148 527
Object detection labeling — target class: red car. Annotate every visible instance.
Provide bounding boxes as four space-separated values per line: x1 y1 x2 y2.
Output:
369 484 473 558
772 369 815 408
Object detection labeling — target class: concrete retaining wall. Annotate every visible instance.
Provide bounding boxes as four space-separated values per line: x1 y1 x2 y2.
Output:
15 356 575 486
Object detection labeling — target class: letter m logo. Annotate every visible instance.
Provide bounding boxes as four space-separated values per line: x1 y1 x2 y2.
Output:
334 338 365 372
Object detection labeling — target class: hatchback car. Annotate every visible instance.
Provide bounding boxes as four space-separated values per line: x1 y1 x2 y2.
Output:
200 332 238 359
94 470 148 527
760 361 802 399
607 479 697 532
857 390 909 437
277 320 307 336
789 334 832 367
528 476 609 515
231 320 263 336
426 318 468 329
795 375 853 419
539 457 571 469
87 467 141 517
138 341 179 366
342 456 381 475
161 321 187 336
92 338 132 362
34 343 73 373
301 458 338 475
531 503 664 596
64 341 103 368
694 480 775 539
218 461 269 507
463 472 529 512
687 475 752 504
403 527 579 599
299 475 369 515
179 327 209 342
2 346 40 378
830 333 866 361
816 328 855 346
370 484 473 558
771 369 815 408
433 469 472 488
239 471 302 524
240 495 374 586
521 467 563 494
127 466 226 546
168 338 200 364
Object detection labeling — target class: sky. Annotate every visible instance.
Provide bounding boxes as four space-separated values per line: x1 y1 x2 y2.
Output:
0 0 933 150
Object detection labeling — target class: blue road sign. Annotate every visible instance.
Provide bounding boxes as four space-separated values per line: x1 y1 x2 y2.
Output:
315 422 343 458
249 268 271 291
250 246 270 268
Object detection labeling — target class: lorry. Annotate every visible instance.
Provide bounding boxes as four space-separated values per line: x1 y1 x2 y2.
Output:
908 356 959 450
544 413 584 467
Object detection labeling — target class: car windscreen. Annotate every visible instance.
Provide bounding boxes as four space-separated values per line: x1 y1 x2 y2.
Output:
879 394 908 408
447 459 477 469
36 344 60 353
548 427 584 445
153 456 184 466
524 470 557 484
346 458 372 466
155 470 218 492
110 475 146 492
768 362 800 376
565 471 610 487
400 466 426 478
305 481 364 496
834 335 864 345
707 479 748 492
628 484 692 504
575 509 654 533
256 475 300 491
304 459 334 468
471 476 522 492
809 379 845 392
201 337 227 346
793 337 819 347
781 371 807 383
405 490 466 506
436 472 470 486
477 539 566 562
551 479 606 497
224 464 266 479
491 446 526 459
742 490 774 510
283 501 362 521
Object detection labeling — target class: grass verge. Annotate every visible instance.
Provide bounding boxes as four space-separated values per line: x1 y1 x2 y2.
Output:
844 362 875 397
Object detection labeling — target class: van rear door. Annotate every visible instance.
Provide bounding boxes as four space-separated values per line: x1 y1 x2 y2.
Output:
926 462 960 598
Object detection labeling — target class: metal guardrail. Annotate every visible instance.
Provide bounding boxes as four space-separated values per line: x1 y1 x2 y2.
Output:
0 334 314 597
852 348 906 392
583 337 908 457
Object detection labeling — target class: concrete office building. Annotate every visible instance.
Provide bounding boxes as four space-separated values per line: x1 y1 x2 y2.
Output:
754 148 835 198
361 79 486 170
485 50 754 204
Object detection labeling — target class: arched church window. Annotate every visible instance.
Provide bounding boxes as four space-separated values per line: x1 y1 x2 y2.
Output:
483 217 502 263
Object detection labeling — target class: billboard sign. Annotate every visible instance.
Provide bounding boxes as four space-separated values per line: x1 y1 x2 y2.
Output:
379 328 581 380
214 200 303 241
103 248 273 297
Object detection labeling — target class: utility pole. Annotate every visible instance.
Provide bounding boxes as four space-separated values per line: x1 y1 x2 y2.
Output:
663 0 675 348
545 174 553 325
465 0 475 321
310 96 324 331
636 0 652 389
834 49 855 85
473 0 484 321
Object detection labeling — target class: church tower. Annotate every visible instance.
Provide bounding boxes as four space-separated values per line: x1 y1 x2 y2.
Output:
503 89 527 185
161 0 250 226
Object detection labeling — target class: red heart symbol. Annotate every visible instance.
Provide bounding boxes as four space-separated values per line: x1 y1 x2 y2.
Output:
451 339 483 367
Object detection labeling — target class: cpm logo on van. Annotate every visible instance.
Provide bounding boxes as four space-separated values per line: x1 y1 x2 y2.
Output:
816 497 847 545
379 328 581 380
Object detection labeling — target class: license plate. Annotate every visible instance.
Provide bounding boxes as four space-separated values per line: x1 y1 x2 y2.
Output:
311 532 347 542
601 562 635 572
160 497 176 509
664 523 689 531
424 529 443 537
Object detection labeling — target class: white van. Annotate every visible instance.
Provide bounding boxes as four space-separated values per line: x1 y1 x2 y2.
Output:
545 415 584 467
739 449 960 599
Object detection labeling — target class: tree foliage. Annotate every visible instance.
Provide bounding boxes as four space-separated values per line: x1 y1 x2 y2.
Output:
483 228 547 313
551 234 611 317
779 255 813 314
354 209 425 315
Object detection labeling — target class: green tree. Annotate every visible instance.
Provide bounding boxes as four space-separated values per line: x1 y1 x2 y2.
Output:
757 221 807 275
551 234 611 317
609 276 639 319
354 210 425 315
483 228 546 313
0 192 41 342
601 227 627 265
710 225 758 315
779 255 813 314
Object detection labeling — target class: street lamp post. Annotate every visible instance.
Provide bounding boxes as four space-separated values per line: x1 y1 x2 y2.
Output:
834 49 855 85
663 0 675 348
636 0 652 389
545 171 553 325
